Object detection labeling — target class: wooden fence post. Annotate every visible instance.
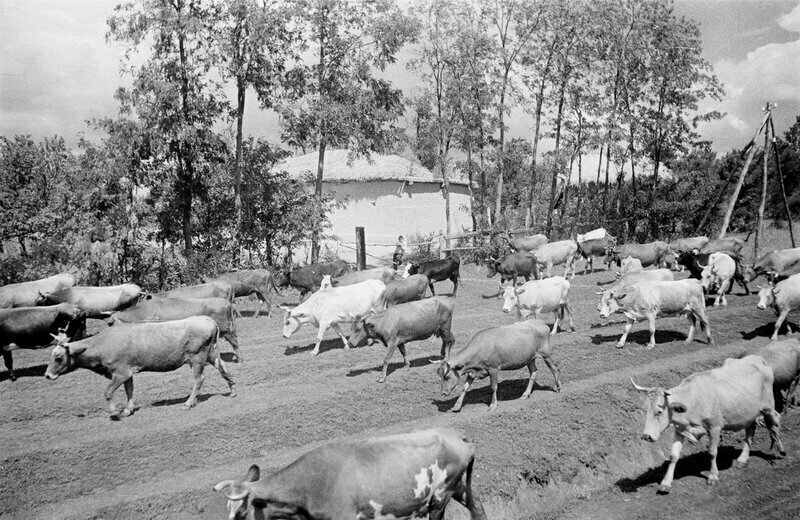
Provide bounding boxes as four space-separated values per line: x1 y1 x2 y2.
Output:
355 227 366 270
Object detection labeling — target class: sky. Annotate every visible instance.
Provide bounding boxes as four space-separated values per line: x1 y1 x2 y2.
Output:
1 0 799 156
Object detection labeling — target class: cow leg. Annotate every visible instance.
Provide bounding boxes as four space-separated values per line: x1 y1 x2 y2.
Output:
330 322 351 350
222 331 242 363
546 262 553 278
105 373 129 419
686 313 698 345
211 352 236 397
120 378 135 418
451 458 488 520
451 374 475 413
253 291 269 318
564 302 577 332
233 302 244 319
551 309 561 334
440 329 455 359
429 282 436 296
379 340 401 383
658 436 684 494
787 376 800 408
185 361 206 409
2 350 15 381
646 314 657 349
617 319 634 349
521 358 539 399
488 369 500 412
772 309 791 340
541 352 563 392
451 275 459 296
761 408 786 456
312 322 332 356
720 279 730 306
735 423 757 468
707 426 722 485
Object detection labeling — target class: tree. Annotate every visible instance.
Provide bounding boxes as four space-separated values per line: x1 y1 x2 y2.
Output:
280 0 416 262
107 0 229 256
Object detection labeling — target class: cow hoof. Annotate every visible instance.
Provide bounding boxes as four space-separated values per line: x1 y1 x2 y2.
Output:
615 343 625 349
120 408 132 418
646 343 656 350
707 477 718 486
8 373 16 382
449 407 462 413
657 485 671 495
184 401 197 409
366 339 375 346
733 460 747 469
229 387 237 398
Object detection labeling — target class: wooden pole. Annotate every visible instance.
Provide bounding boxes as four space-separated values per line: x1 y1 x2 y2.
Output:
754 106 771 258
770 116 796 247
717 113 770 239
355 227 366 270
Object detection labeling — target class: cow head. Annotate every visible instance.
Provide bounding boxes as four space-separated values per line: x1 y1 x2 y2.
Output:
500 286 520 313
44 343 86 380
349 318 376 348
485 257 499 278
279 305 303 338
743 264 760 283
437 361 461 396
319 275 333 290
620 257 642 274
700 262 714 291
597 288 624 318
213 464 261 520
757 284 776 310
631 379 686 442
406 263 420 277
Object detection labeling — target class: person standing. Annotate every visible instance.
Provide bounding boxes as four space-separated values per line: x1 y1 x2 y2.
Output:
393 235 407 269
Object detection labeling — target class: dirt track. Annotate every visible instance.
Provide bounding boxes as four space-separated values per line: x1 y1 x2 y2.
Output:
3 234 800 520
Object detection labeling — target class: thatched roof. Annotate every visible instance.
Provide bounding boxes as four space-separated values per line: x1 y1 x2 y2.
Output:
280 149 471 186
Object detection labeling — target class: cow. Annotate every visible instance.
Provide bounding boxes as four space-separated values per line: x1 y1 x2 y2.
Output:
598 279 712 349
632 355 785 494
596 269 674 315
280 279 386 356
205 269 278 318
608 241 671 268
0 273 75 308
110 297 241 362
745 247 800 282
213 428 488 520
36 284 142 319
757 274 800 341
44 316 235 419
406 256 460 296
575 236 616 274
700 252 737 307
350 296 455 382
533 240 578 279
485 253 539 293
502 231 547 253
154 281 235 303
619 257 643 274
281 260 350 300
437 319 562 412
750 339 800 411
698 233 750 255
329 266 395 287
500 276 575 334
0 303 86 381
384 274 429 306
676 250 750 295
668 236 709 253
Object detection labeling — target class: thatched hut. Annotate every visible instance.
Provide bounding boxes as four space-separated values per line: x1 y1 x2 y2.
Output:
281 150 473 263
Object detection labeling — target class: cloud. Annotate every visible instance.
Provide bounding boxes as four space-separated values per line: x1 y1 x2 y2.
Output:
698 5 800 151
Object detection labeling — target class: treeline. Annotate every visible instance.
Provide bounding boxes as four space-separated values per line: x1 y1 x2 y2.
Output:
1 0 798 287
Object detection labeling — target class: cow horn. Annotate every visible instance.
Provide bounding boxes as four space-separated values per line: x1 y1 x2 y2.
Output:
225 485 250 501
213 480 236 492
630 378 656 393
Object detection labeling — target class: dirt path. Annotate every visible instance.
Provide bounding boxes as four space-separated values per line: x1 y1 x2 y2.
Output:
3 236 798 520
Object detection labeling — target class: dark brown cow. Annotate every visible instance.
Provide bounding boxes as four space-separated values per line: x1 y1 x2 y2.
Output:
1 303 85 381
406 256 460 296
213 429 488 520
205 269 278 318
44 316 235 419
280 260 350 300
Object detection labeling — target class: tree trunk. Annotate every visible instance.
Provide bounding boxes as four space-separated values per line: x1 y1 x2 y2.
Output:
547 76 567 236
234 77 245 264
311 139 326 263
526 95 545 227
494 79 508 225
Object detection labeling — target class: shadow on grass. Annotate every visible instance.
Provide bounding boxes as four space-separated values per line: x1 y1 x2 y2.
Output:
282 337 369 357
152 391 227 408
346 355 439 379
431 379 558 413
741 321 796 340
0 363 47 382
616 446 780 493
591 329 688 347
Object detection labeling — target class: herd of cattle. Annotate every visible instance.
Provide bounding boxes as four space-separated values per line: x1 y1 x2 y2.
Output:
4 229 800 518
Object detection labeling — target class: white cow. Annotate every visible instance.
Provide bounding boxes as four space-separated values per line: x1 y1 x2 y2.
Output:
280 279 386 356
632 355 784 493
619 256 643 274
500 276 575 334
596 269 674 312
533 240 578 279
701 252 737 306
598 278 712 349
757 273 800 340
0 273 75 308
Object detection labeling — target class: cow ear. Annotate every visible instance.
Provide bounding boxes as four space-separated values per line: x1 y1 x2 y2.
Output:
516 288 526 295
245 464 260 482
668 401 688 413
